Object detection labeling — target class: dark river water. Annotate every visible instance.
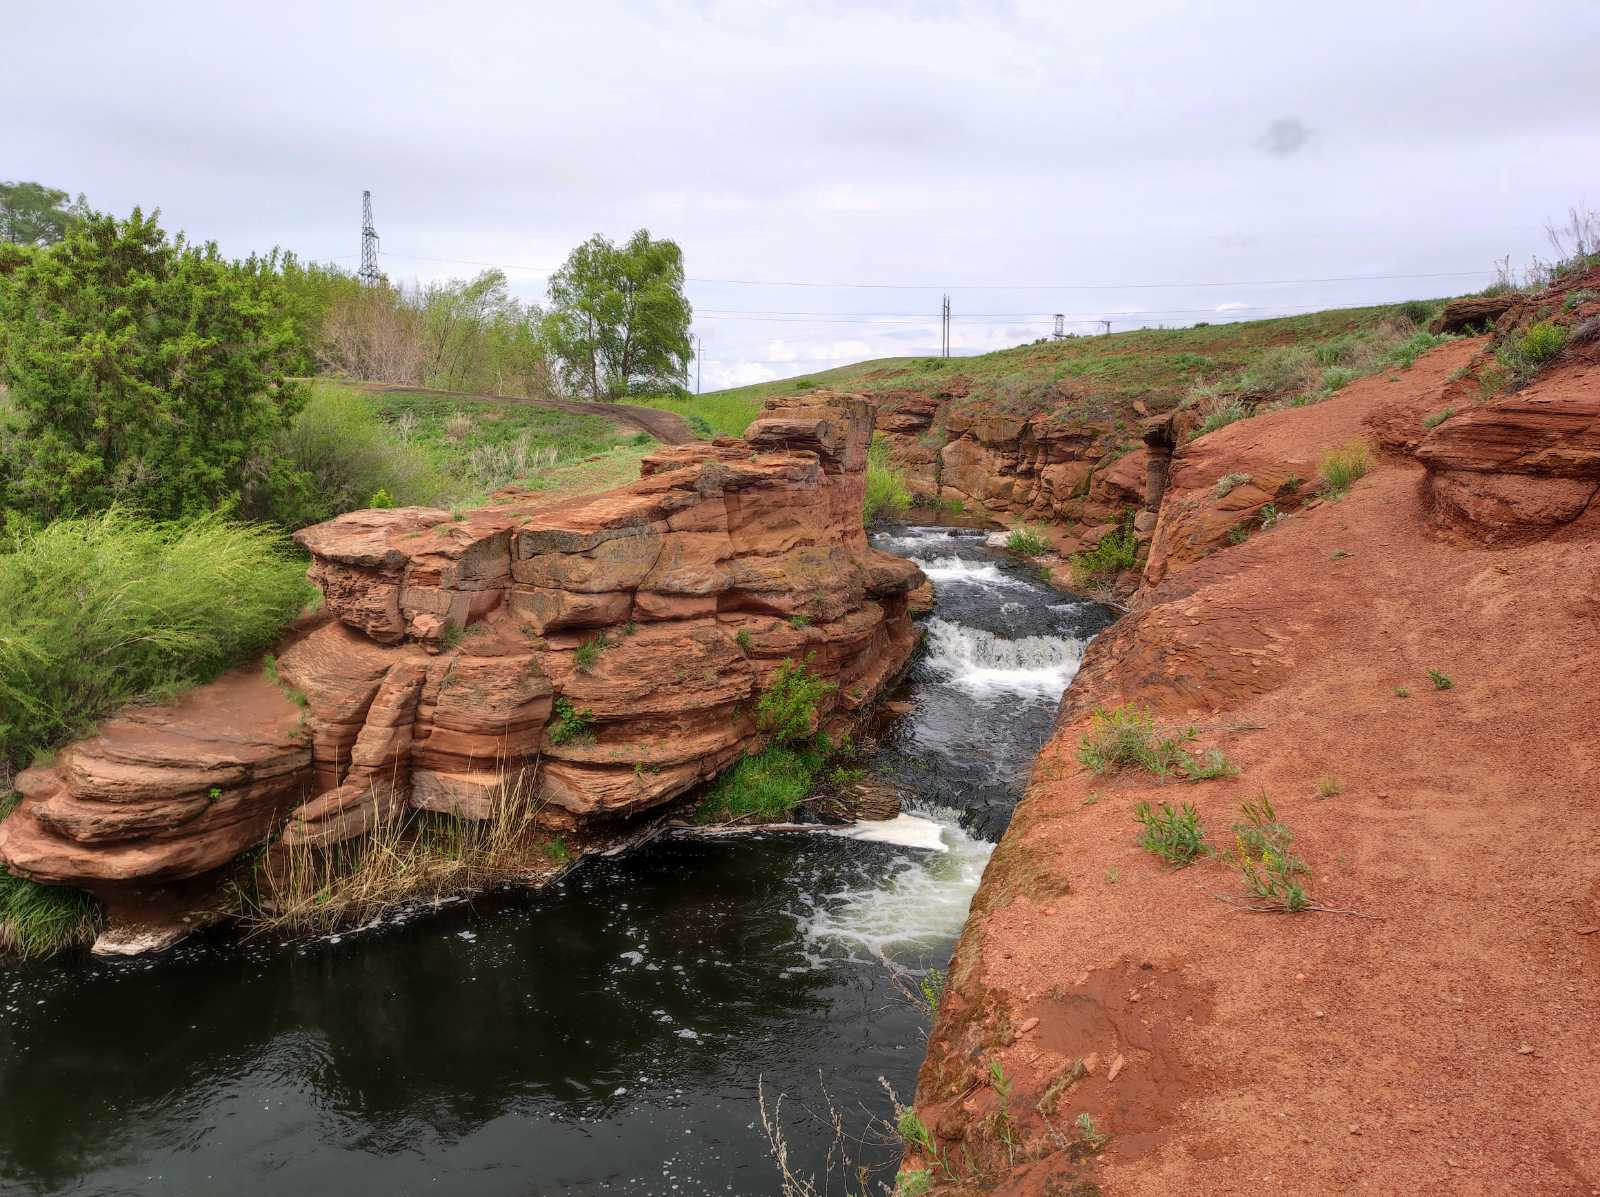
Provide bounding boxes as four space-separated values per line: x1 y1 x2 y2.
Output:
0 526 1111 1197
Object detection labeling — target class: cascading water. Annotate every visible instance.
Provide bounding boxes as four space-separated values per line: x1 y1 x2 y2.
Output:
0 524 1112 1197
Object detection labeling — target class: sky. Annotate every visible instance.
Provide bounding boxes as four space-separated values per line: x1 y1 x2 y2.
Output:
6 0 1599 391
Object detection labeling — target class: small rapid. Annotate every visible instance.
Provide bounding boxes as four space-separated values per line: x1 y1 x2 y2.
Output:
0 522 1113 1197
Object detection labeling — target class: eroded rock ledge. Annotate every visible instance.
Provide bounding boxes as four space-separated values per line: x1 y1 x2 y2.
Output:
0 394 923 930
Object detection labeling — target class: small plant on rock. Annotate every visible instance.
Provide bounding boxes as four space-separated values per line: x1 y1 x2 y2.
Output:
735 628 754 653
756 656 837 744
1212 472 1251 499
1421 406 1455 430
1427 669 1454 690
549 697 596 745
1231 795 1311 912
1318 440 1374 499
574 633 609 673
1134 800 1208 866
1006 524 1051 556
1075 1112 1109 1151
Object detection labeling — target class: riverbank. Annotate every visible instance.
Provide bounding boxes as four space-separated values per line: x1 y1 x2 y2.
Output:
912 331 1600 1193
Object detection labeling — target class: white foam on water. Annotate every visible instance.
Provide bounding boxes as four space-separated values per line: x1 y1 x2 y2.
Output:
922 616 1085 697
826 813 950 853
802 806 993 961
913 555 1031 589
875 528 986 555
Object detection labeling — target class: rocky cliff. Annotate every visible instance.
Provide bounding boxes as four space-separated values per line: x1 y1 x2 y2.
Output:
0 394 923 937
906 273 1600 1193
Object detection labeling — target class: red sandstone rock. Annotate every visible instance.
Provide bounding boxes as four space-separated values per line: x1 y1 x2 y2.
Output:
0 392 924 901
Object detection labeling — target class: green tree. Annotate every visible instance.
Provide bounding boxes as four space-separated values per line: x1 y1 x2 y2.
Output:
0 181 89 247
543 229 691 399
0 209 306 523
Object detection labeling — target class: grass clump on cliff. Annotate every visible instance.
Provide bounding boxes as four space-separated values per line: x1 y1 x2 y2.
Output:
232 770 546 935
1067 513 1138 590
1317 440 1374 499
0 509 312 772
864 434 913 525
1134 800 1208 866
695 657 840 824
1004 525 1051 557
548 697 596 746
0 794 103 959
1076 704 1236 782
1230 795 1311 912
1495 320 1568 387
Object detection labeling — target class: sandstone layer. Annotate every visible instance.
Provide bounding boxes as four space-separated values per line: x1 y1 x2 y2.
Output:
0 394 923 916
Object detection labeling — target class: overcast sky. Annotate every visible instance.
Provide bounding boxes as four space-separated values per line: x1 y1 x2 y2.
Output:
7 0 1599 390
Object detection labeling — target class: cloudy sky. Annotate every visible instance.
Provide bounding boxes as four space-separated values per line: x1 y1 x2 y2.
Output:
7 0 1598 390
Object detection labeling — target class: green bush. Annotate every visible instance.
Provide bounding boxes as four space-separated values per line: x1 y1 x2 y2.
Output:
865 434 912 525
247 385 446 528
1497 321 1568 384
0 210 306 524
0 510 309 770
755 657 836 744
1231 795 1310 911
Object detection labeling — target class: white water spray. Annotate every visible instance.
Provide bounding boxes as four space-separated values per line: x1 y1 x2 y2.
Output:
922 616 1085 697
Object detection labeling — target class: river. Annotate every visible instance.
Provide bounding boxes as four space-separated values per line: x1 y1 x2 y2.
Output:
0 525 1111 1196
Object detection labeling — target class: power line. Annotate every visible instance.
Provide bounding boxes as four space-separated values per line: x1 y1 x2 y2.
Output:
368 248 1489 292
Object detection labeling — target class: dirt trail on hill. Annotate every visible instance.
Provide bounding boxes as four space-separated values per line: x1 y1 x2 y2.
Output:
915 340 1600 1195
351 382 697 444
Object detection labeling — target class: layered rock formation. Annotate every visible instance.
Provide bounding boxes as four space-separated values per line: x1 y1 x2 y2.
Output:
0 394 923 917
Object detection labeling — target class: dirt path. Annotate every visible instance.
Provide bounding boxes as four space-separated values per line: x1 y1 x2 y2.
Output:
913 342 1600 1194
351 382 697 444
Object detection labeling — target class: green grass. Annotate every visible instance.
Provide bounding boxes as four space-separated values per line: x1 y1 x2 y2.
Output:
0 510 311 771
865 434 912 524
692 740 827 824
1495 320 1568 386
1427 669 1454 691
1076 704 1236 782
1318 440 1374 499
574 634 608 673
1004 525 1051 556
1134 800 1208 866
1421 406 1455 430
629 391 762 439
1067 514 1138 589
1212 472 1251 499
1 787 104 958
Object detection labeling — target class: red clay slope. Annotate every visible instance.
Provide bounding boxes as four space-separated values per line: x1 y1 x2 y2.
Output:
911 337 1600 1195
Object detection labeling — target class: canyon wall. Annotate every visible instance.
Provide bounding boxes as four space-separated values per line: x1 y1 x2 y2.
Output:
905 270 1600 1194
0 394 923 923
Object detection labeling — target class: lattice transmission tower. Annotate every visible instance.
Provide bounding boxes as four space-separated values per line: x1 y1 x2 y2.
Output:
358 190 381 285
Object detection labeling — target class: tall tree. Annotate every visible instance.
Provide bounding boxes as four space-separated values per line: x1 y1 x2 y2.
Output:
0 181 89 247
543 230 691 400
0 209 305 523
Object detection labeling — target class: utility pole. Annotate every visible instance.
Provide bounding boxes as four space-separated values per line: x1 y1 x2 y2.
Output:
358 190 381 286
1053 313 1065 340
941 294 951 358
1100 319 1112 336
691 334 702 394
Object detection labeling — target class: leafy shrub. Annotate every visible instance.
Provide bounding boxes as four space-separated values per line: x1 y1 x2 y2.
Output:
248 385 446 528
1496 320 1568 386
755 657 836 744
1134 801 1208 866
1068 513 1138 589
548 697 596 745
0 510 310 770
864 434 912 524
1005 524 1051 556
1317 441 1374 498
1321 366 1359 392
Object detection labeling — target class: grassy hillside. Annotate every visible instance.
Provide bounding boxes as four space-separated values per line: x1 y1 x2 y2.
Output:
654 299 1449 435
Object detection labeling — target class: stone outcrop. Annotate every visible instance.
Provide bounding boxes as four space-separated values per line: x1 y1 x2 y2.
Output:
1416 267 1600 543
1427 292 1518 335
0 394 923 906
